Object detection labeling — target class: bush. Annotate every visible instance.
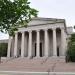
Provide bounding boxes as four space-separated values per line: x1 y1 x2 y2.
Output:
0 43 8 57
66 33 75 62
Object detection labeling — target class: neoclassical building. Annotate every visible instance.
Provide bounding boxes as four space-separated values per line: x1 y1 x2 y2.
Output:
7 17 72 58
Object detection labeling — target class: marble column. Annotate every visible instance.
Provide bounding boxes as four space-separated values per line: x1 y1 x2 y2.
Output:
44 29 48 57
14 32 18 57
21 32 25 57
7 36 12 58
53 28 57 56
36 30 40 57
28 31 32 57
61 28 66 56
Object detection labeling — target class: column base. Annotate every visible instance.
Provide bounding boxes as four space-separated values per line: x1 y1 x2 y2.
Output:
7 56 10 58
27 56 33 59
35 56 40 58
59 56 65 58
52 55 57 58
7 57 11 59
13 56 18 58
20 56 25 58
44 55 49 57
42 56 48 59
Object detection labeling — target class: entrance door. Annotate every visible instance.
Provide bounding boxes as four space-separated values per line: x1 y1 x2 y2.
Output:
57 47 59 56
40 43 42 57
34 43 36 57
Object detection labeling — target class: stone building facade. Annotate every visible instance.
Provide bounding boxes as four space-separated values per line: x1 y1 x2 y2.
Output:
7 17 73 58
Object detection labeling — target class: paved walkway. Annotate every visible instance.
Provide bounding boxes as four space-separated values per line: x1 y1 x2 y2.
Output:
0 72 75 75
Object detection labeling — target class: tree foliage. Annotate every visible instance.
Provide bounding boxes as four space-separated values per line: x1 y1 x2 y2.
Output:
0 43 8 57
0 0 38 36
66 33 75 62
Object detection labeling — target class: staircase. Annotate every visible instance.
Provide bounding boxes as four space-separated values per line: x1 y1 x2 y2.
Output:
0 57 70 72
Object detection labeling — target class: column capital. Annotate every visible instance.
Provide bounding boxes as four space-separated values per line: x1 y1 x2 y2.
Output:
28 30 32 33
21 31 25 34
15 31 18 34
60 27 65 30
44 29 48 31
52 28 56 31
61 28 65 31
36 30 40 32
9 36 13 39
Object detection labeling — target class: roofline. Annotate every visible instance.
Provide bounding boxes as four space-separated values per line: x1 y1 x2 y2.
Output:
32 17 65 21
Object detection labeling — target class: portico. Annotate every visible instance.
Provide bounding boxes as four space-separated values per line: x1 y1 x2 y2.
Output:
7 17 67 58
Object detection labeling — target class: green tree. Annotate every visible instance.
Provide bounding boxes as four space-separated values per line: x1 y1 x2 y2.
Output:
0 43 8 57
0 0 38 36
66 33 75 62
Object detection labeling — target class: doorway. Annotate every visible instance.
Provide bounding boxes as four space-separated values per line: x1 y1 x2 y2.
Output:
57 47 59 56
40 42 42 57
34 43 36 57
18 49 21 57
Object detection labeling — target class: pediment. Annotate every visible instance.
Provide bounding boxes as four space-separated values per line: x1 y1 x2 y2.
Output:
28 17 65 26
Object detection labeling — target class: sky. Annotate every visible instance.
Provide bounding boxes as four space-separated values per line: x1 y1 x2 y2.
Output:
0 0 75 40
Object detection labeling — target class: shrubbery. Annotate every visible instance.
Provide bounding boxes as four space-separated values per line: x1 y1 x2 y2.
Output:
0 43 8 57
66 33 75 62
